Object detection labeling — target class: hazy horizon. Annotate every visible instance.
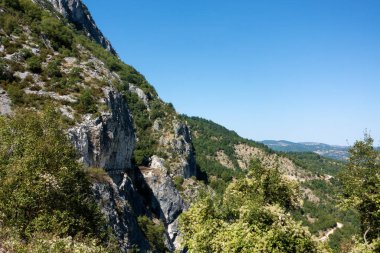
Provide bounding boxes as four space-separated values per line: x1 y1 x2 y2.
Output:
83 0 380 146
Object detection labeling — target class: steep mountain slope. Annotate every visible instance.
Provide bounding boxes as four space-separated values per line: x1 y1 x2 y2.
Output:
0 0 201 251
0 0 361 252
262 140 349 160
35 0 116 54
184 116 360 252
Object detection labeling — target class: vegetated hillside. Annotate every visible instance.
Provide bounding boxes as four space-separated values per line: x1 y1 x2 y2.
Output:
184 116 360 252
0 0 202 251
0 0 365 252
262 140 350 160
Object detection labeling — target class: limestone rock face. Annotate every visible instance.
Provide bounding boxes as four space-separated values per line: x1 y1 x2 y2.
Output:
68 88 135 174
171 121 197 178
141 156 187 250
91 174 151 252
0 88 11 115
147 156 186 224
46 0 116 54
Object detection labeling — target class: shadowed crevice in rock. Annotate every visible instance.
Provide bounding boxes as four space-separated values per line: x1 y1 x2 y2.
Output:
91 170 151 252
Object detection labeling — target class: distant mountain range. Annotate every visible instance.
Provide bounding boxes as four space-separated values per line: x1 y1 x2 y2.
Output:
261 140 350 160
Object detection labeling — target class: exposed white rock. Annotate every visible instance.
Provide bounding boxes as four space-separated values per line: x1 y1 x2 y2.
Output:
60 105 74 120
43 0 116 54
14 71 31 80
64 56 77 65
142 156 187 251
91 173 151 252
171 120 197 178
153 118 162 131
150 155 166 170
68 88 135 174
24 89 77 103
0 88 11 115
129 84 149 107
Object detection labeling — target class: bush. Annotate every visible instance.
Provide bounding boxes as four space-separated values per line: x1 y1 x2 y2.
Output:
0 109 107 240
173 176 185 191
137 216 166 252
7 84 25 105
26 55 42 73
40 16 73 50
76 89 97 114
0 13 18 35
45 59 62 77
86 167 110 183
0 60 13 81
180 168 323 253
20 48 34 60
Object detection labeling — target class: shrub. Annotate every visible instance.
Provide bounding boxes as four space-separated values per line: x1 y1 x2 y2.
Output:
40 16 73 50
0 109 108 240
180 169 323 253
76 89 97 114
45 59 62 77
0 60 13 81
19 48 34 60
7 84 25 105
1 0 21 9
86 167 110 183
137 216 166 252
0 13 18 35
26 55 42 73
173 176 184 191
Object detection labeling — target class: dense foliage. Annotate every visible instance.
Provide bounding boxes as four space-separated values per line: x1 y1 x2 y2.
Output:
0 0 180 168
185 116 360 252
137 216 166 253
339 134 380 250
283 152 343 176
180 162 325 253
183 116 271 192
0 109 117 251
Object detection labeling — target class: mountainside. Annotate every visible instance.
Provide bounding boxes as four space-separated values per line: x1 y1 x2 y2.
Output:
262 140 350 160
185 116 359 252
0 0 365 252
0 0 201 251
35 0 116 54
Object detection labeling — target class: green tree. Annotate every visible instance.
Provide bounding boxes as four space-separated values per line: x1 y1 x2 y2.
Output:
180 162 324 253
26 55 42 73
77 89 97 114
137 216 166 252
0 109 106 240
339 134 380 244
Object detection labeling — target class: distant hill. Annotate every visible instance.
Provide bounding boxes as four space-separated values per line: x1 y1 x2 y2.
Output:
261 140 349 160
184 116 359 252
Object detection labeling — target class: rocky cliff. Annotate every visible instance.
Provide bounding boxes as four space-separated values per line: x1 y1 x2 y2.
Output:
0 1 199 251
68 87 135 174
1 1 359 251
35 0 117 55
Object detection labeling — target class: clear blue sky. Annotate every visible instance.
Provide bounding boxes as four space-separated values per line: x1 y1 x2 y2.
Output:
83 0 380 146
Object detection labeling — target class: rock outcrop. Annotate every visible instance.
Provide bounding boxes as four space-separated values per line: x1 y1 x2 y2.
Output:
69 88 135 175
171 121 197 178
91 174 150 252
0 88 11 115
2 1 200 251
43 0 117 54
141 156 187 251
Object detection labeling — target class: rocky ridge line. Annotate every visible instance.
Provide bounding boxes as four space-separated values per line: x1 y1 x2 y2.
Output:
35 0 117 55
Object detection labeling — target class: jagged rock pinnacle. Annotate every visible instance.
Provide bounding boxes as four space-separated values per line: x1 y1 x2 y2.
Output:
44 0 117 55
